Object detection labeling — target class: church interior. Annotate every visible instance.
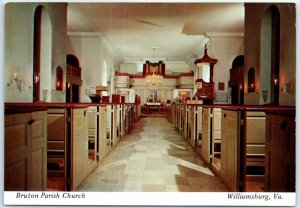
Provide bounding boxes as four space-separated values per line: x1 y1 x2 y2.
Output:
3 1 296 199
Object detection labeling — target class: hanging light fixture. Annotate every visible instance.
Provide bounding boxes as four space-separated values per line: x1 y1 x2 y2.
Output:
144 47 164 86
145 72 163 86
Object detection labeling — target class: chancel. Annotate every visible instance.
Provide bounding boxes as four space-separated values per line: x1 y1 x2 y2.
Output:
3 1 296 205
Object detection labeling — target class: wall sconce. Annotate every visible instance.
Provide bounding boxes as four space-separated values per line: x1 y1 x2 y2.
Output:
33 72 40 84
67 82 71 89
262 89 268 104
7 67 24 91
56 80 62 91
239 84 243 90
273 78 279 85
248 82 255 92
13 67 19 81
247 67 256 93
56 66 63 91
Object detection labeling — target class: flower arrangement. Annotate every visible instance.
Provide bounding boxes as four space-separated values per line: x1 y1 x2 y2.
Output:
173 97 181 104
146 95 161 103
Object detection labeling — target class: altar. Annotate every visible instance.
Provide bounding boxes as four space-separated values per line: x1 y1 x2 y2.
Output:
145 102 161 111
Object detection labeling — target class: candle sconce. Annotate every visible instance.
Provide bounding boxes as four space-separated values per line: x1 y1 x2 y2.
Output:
33 72 40 84
42 89 48 102
262 90 268 104
56 66 63 91
7 67 24 91
273 74 279 86
56 80 62 90
239 84 243 91
247 67 255 93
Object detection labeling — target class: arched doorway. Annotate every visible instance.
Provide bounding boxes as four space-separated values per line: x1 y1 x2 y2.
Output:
66 54 82 103
260 5 280 105
33 5 52 102
228 55 244 105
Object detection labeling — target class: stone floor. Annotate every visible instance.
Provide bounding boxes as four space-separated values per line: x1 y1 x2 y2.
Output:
78 116 229 192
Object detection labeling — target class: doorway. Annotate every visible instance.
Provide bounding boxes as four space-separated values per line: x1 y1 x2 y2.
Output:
66 84 80 103
260 5 280 105
66 55 82 103
33 5 52 102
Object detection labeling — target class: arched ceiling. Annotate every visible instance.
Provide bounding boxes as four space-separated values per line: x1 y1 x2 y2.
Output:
67 2 244 63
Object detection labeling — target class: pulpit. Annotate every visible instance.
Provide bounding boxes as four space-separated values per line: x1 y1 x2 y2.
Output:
194 45 218 104
195 79 214 100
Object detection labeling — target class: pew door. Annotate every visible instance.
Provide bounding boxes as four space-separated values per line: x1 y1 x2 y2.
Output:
98 106 108 160
221 109 241 191
201 108 211 163
212 108 222 169
47 108 68 191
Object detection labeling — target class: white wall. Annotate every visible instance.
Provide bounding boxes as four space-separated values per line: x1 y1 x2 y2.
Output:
66 33 117 102
209 35 244 91
120 63 143 74
4 3 67 102
178 76 194 89
165 62 192 75
40 9 52 102
208 35 244 103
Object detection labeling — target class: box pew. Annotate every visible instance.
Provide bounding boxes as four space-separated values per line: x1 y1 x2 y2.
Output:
71 107 89 190
265 110 295 192
189 105 203 149
215 105 295 192
47 107 68 190
128 104 135 130
245 111 266 182
201 106 221 165
179 105 185 133
106 105 113 152
169 104 295 192
174 104 180 129
4 106 47 191
173 104 203 149
120 104 126 137
87 106 98 165
5 102 138 191
97 106 108 160
167 104 175 123
183 105 190 139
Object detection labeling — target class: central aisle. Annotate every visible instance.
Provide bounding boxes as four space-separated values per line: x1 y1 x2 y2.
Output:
79 117 229 192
